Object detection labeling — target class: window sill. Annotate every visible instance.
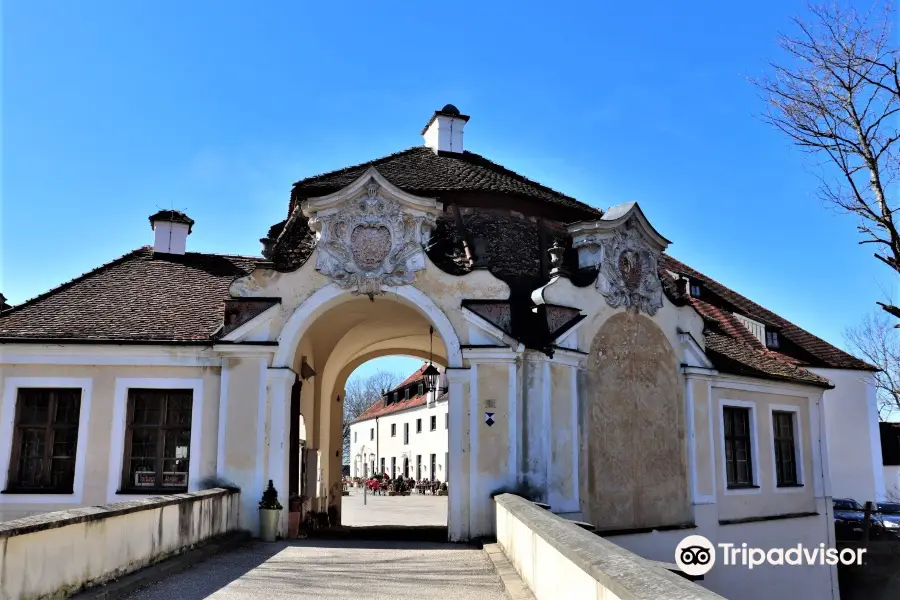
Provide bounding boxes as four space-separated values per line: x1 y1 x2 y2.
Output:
115 488 188 495
777 483 804 488
2 488 74 495
726 485 760 490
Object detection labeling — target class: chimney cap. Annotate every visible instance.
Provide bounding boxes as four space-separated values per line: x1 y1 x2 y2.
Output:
420 104 470 135
149 210 195 234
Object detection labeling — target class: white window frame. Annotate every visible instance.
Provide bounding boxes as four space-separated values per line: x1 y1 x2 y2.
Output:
770 404 805 493
107 377 204 503
719 399 761 495
0 377 94 504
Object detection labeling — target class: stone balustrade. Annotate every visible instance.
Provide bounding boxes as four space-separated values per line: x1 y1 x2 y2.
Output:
0 488 241 600
493 494 725 600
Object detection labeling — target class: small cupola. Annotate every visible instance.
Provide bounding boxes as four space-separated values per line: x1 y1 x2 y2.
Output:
421 104 470 153
149 210 194 255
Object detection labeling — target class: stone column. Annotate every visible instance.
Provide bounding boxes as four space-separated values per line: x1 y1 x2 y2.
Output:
522 351 551 501
446 367 470 542
266 367 297 537
547 353 582 514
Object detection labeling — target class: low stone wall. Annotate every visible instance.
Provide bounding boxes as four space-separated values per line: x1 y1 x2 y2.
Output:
494 494 725 600
0 488 241 600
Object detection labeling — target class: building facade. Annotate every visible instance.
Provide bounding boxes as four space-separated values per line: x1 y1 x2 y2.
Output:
348 364 450 483
0 105 883 599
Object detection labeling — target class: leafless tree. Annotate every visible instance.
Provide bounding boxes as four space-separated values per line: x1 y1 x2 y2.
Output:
756 2 899 323
846 311 900 419
342 369 403 461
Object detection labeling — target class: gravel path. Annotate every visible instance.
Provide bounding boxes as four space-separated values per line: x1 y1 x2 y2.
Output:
124 540 508 600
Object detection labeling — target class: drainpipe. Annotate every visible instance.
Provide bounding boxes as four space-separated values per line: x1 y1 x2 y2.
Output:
376 416 380 475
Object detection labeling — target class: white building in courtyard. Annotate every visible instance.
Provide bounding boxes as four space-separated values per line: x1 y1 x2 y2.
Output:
349 364 449 483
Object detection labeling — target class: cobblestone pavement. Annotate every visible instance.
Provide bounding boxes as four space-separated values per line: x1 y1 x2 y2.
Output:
341 488 447 527
124 539 508 600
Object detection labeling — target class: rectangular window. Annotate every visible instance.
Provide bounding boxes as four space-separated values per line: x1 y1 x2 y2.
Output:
380 457 385 474
766 331 780 349
773 411 799 486
370 428 374 440
354 431 357 443
391 457 396 478
404 423 409 444
430 453 436 480
430 415 437 431
723 406 753 488
405 388 410 400
418 383 424 397
121 389 192 492
392 392 398 403
445 413 449 430
690 284 701 298
391 423 396 437
416 418 422 433
7 388 82 493
416 455 422 480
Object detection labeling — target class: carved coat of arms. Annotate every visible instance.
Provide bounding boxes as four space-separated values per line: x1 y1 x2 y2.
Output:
595 218 664 315
307 178 438 298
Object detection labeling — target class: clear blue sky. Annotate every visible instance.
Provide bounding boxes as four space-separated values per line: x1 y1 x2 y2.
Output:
2 0 894 382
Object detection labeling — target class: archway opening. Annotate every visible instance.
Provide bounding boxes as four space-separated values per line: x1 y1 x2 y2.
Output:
280 289 460 536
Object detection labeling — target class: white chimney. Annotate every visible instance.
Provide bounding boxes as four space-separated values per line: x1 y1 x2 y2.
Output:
149 210 194 254
421 104 470 153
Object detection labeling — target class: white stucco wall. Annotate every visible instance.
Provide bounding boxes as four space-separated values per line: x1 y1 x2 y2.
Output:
349 397 449 482
810 368 885 502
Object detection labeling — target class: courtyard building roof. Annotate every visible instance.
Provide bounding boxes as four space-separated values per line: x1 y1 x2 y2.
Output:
350 363 446 424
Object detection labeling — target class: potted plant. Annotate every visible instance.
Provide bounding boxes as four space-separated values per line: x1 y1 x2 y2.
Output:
259 480 283 542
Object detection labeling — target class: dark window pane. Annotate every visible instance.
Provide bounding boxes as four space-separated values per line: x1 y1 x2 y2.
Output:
123 389 192 491
774 412 798 486
723 406 753 487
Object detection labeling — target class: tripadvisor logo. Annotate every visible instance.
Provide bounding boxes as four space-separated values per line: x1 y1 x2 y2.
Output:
675 535 866 576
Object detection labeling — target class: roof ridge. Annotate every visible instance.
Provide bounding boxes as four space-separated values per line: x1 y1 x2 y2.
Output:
457 150 601 214
0 247 152 318
662 253 871 370
291 147 422 190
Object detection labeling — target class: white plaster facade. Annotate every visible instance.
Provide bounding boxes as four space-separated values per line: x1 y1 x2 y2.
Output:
349 396 450 482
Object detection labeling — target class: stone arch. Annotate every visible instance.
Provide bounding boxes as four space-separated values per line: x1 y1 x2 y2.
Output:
581 311 690 531
273 283 463 369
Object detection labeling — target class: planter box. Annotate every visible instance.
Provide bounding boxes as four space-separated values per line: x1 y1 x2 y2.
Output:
288 511 301 538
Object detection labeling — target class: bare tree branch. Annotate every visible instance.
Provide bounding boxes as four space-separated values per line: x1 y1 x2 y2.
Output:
846 311 900 420
755 2 900 323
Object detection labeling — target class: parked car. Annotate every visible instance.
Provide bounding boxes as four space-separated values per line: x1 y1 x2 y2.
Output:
833 498 900 541
876 502 900 528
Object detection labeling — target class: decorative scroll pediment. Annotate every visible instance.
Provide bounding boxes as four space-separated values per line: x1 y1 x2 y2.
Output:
301 167 444 298
568 202 670 316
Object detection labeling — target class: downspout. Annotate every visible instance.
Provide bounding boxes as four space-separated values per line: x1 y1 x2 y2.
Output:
376 416 380 475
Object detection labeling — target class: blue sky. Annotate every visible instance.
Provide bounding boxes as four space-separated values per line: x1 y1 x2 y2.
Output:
2 1 893 383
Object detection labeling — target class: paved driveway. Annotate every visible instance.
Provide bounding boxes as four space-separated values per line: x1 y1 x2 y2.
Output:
124 540 507 600
342 489 447 527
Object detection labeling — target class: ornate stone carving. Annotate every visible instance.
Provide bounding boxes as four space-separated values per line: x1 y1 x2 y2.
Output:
309 178 437 297
595 217 664 315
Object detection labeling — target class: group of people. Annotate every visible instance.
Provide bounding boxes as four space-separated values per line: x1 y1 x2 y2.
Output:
345 474 447 496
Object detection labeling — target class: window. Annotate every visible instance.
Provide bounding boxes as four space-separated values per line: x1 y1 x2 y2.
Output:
766 331 780 349
773 411 799 486
416 455 422 480
391 457 396 478
391 423 396 437
416 418 422 433
418 383 424 397
121 389 192 492
723 406 753 488
430 454 437 481
370 428 374 440
445 413 449 430
354 431 357 443
7 388 82 493
690 282 701 298
404 423 409 444
393 392 398 403
380 457 385 474
430 415 437 431
405 388 410 400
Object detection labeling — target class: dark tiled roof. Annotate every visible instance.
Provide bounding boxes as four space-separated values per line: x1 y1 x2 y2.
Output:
291 146 602 217
0 248 259 342
351 363 446 423
149 210 195 232
660 255 875 372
